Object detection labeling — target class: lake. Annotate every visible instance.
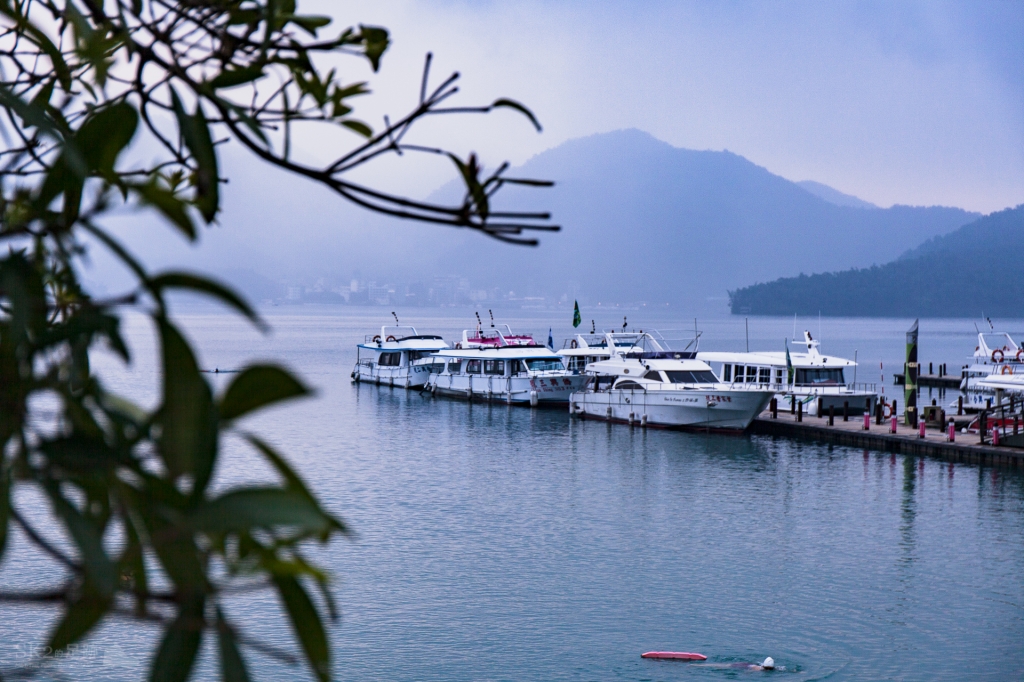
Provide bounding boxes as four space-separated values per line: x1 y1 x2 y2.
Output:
2 307 1022 681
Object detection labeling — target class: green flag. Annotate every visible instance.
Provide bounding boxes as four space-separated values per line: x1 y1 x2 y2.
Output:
572 300 581 328
785 339 794 385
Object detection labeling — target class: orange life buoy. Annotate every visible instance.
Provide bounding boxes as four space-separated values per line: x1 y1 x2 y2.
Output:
1001 365 1014 375
992 349 1004 363
1017 349 1024 362
372 335 381 343
455 342 462 349
883 402 893 419
570 339 578 349
386 335 397 342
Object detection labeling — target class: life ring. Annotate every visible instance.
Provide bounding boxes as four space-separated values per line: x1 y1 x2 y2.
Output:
883 402 893 419
372 335 381 342
386 335 397 342
570 339 578 349
1001 365 1014 375
1017 349 1024 362
455 342 462 349
992 349 1004 363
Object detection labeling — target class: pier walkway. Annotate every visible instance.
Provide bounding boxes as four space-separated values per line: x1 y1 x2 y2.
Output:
751 410 1024 469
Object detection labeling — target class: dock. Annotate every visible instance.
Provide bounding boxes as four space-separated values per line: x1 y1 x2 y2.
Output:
892 372 961 389
751 410 1024 469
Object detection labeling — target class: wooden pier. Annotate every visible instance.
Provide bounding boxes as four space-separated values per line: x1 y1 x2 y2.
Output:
751 410 1024 469
892 372 961 389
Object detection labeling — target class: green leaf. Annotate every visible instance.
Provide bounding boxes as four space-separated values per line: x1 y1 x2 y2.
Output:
216 608 251 682
491 98 542 132
274 576 330 682
40 435 120 473
149 272 264 331
219 365 310 421
191 488 338 535
150 596 205 682
210 65 265 90
340 119 372 138
47 485 117 598
131 180 197 241
243 435 323 508
448 153 488 220
46 590 112 653
75 101 139 175
170 90 220 223
289 14 331 36
357 25 389 72
155 319 218 494
0 467 9 562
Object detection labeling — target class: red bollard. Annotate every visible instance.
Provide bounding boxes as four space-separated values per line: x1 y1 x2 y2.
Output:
948 420 955 443
919 420 926 439
863 412 870 431
992 426 1000 447
890 415 897 434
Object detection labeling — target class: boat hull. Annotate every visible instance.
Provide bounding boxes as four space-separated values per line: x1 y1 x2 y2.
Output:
427 373 588 404
352 362 434 388
570 388 774 431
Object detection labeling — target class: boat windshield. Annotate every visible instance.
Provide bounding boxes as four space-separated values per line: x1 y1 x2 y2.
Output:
664 370 718 384
796 368 844 385
526 358 564 371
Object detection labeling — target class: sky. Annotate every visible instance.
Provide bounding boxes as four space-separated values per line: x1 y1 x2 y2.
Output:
291 0 1023 214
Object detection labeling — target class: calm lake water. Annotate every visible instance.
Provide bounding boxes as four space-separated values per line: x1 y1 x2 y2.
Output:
2 307 1023 681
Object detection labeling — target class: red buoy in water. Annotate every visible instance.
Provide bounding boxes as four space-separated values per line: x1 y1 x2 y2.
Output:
641 651 707 660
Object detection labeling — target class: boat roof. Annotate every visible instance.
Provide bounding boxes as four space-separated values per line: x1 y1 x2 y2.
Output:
585 356 714 375
433 346 561 360
696 350 855 368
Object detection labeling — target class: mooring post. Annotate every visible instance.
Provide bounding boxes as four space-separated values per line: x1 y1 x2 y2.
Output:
863 412 870 431
919 419 926 439
992 424 1000 447
817 398 824 419
828 405 834 426
958 396 963 416
797 400 803 422
843 401 849 422
979 411 987 445
948 418 955 443
929 362 933 375
771 398 778 419
875 400 883 426
790 398 795 415
890 415 897 434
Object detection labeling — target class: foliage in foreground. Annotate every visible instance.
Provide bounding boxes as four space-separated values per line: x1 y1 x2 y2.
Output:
0 0 553 679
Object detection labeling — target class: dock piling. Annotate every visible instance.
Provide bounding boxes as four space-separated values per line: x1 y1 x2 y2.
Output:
948 418 955 442
797 400 803 422
890 416 897 434
918 420 926 439
828 405 834 426
843 401 849 422
770 398 778 419
817 398 823 419
863 412 870 431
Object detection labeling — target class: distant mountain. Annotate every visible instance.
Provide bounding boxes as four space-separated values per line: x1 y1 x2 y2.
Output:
728 205 1024 317
796 180 879 209
422 129 977 309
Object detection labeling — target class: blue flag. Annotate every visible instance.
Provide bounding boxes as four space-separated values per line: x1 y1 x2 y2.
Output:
548 327 554 350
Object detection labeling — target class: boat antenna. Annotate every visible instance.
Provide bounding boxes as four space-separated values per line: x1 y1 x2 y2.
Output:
591 319 595 334
474 311 482 332
987 316 994 331
745 317 749 353
622 316 628 332
853 349 858 384
974 322 980 333
793 313 797 342
391 311 399 325
488 309 495 327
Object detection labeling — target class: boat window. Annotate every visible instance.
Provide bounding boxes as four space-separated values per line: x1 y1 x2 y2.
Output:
591 375 614 391
644 371 663 382
723 364 732 381
795 368 845 385
484 360 505 375
746 366 757 380
377 352 401 367
428 361 445 374
775 369 784 384
466 359 482 374
615 380 644 391
526 358 564 371
733 365 744 382
447 360 462 374
408 350 436 362
664 370 718 384
758 368 771 383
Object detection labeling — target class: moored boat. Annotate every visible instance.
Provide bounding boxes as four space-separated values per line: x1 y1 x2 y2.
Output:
697 331 877 416
570 333 775 430
426 328 587 405
352 325 449 388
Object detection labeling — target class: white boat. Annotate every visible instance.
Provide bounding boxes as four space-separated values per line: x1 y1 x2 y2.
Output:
352 325 449 388
558 332 647 372
956 331 1024 410
697 331 877 417
426 328 587 405
569 332 775 430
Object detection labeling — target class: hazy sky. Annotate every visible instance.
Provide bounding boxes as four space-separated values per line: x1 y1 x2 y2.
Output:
298 0 1022 213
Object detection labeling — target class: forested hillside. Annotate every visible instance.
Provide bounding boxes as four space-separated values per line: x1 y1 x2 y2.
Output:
729 205 1024 316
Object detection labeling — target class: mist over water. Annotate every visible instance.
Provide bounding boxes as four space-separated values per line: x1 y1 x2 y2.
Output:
2 308 1022 680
